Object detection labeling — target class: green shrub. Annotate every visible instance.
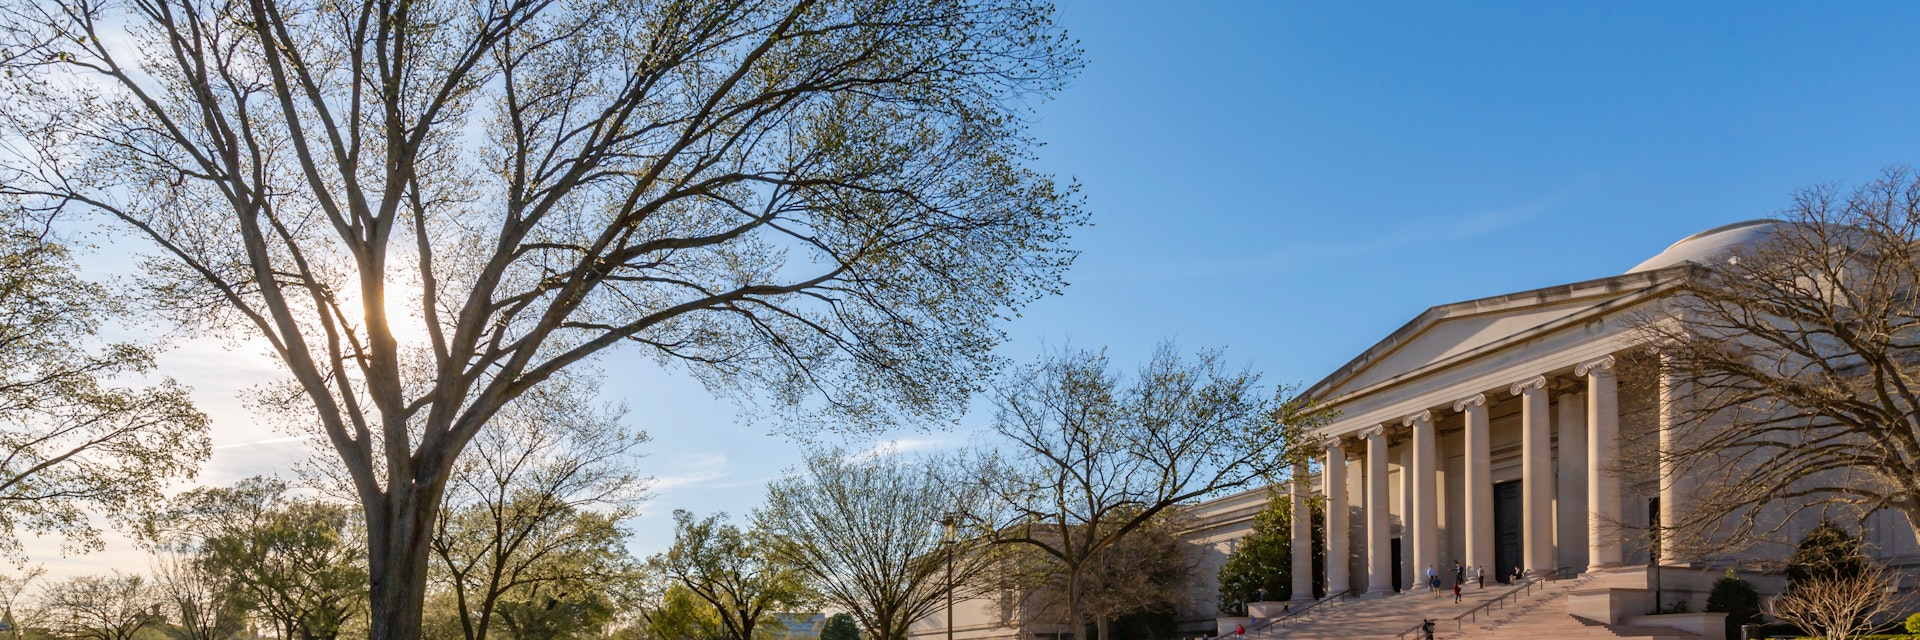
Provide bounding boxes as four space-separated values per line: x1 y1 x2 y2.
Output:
1706 570 1762 640
1907 611 1920 635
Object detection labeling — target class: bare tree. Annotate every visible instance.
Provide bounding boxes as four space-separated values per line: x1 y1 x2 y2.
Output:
0 0 1082 637
756 447 995 640
1766 563 1903 640
969 344 1328 640
0 566 44 640
1626 167 1920 557
39 572 162 640
151 550 243 640
429 376 647 640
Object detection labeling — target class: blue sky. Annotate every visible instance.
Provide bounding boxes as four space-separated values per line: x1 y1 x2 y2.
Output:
31 1 1920 573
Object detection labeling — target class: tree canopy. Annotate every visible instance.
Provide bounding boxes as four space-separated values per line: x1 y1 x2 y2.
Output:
0 213 208 556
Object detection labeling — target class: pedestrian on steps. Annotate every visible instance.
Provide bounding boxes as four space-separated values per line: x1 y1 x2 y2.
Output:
1452 581 1462 603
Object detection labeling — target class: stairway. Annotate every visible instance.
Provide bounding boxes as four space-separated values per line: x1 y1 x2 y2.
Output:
1435 577 1701 640
1251 573 1705 640
1249 583 1541 640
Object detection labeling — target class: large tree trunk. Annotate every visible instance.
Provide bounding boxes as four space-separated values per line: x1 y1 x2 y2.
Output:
1064 569 1082 640
368 484 443 640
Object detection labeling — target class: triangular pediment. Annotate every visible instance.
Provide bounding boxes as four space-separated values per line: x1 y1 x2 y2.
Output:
1307 267 1698 403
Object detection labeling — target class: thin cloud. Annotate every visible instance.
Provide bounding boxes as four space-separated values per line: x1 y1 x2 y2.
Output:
848 436 953 461
210 434 316 450
1092 179 1599 283
648 453 730 491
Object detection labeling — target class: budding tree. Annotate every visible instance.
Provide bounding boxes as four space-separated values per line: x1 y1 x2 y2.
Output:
0 1 1082 638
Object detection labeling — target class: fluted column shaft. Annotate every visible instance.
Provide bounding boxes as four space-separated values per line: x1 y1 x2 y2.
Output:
1364 427 1391 597
1581 356 1623 570
1323 441 1349 596
1455 394 1491 581
1407 411 1437 590
1657 355 1692 565
1513 376 1554 575
1290 461 1313 602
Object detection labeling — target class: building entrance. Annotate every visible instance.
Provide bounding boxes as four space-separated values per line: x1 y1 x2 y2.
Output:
1493 480 1523 583
1390 537 1403 592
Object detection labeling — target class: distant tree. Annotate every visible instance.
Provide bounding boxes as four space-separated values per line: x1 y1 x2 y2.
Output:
816 614 858 640
1625 167 1920 555
150 550 244 640
1767 562 1899 640
638 585 727 640
430 379 648 640
0 213 208 556
757 448 992 640
144 478 366 640
1703 570 1761 640
970 344 1329 640
38 572 161 640
492 586 615 640
1216 492 1324 613
653 512 809 640
0 567 43 640
0 2 1083 637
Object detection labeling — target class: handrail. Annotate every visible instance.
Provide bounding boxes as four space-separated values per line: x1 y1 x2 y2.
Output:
1392 568 1574 640
1249 589 1353 632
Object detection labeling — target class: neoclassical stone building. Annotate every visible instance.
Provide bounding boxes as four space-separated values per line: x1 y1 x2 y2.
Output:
919 220 1920 640
1189 220 1919 616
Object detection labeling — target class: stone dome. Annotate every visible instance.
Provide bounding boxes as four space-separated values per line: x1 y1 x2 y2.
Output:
1626 219 1784 274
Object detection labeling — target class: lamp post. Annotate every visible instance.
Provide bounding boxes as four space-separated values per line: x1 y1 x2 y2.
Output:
943 512 958 640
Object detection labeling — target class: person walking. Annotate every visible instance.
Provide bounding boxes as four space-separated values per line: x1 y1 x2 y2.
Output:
1476 565 1485 589
1426 565 1438 593
1452 581 1462 604
1453 561 1465 585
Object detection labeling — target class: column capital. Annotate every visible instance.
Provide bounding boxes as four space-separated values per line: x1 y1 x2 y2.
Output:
1402 409 1433 427
1576 355 1617 377
1452 393 1487 412
1322 437 1345 452
1509 375 1548 396
1358 425 1386 439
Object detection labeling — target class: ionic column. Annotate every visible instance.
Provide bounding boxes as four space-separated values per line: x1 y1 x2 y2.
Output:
1323 439 1350 596
1291 460 1313 602
1406 410 1437 590
1363 426 1392 597
1399 440 1414 590
1455 393 1492 581
1512 375 1554 575
1579 355 1623 570
1557 390 1589 572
